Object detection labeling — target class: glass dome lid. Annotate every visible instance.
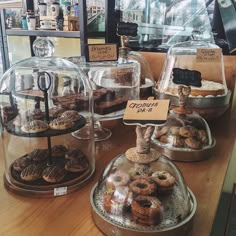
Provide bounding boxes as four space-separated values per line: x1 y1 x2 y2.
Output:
156 37 228 99
90 123 196 235
152 85 215 162
0 41 95 197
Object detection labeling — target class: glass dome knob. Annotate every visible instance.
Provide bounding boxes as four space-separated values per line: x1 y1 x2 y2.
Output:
32 37 55 57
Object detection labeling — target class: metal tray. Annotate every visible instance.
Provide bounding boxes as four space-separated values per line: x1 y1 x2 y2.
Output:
154 88 231 109
90 184 197 236
152 139 216 162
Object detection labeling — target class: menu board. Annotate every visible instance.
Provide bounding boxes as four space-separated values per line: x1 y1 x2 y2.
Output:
0 0 22 8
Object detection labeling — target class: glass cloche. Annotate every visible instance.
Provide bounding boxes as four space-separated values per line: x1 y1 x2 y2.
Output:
154 35 231 120
90 122 196 235
71 60 140 141
152 85 215 162
0 38 95 197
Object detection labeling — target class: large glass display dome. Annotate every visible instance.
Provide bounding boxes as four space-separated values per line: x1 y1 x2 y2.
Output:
0 54 95 197
154 37 231 119
153 85 215 161
90 124 196 235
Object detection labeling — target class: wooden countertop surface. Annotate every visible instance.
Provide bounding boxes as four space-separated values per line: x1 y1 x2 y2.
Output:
0 106 236 236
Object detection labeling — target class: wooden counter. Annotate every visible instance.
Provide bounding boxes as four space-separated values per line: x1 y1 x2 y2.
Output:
0 105 236 236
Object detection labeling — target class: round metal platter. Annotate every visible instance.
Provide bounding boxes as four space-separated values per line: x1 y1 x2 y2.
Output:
90 184 197 236
152 139 216 162
154 88 231 109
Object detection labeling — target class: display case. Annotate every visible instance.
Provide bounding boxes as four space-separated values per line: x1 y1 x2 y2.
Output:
0 38 95 197
154 36 231 119
90 123 196 236
152 85 215 162
69 59 140 141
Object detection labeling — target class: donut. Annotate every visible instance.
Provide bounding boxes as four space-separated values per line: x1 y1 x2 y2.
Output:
131 195 163 225
51 145 68 158
28 149 49 162
151 171 175 194
42 166 66 183
65 156 89 173
129 177 157 196
12 156 31 172
179 126 198 138
185 137 202 150
106 170 130 190
103 186 133 215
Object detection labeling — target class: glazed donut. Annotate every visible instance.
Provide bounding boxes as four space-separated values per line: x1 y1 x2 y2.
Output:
106 170 130 190
151 171 175 194
131 195 163 225
129 177 157 196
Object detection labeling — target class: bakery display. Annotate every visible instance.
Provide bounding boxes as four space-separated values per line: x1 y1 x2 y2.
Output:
154 39 230 120
0 43 95 197
90 125 196 235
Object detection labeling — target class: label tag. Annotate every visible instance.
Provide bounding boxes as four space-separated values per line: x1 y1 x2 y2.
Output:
123 99 170 125
196 48 221 63
54 187 68 196
87 44 118 62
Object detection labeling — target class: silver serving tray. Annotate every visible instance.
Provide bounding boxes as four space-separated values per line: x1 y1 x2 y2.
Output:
152 139 216 162
154 88 231 109
90 184 197 236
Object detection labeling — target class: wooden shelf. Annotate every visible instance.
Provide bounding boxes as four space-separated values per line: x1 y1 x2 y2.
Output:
6 29 81 38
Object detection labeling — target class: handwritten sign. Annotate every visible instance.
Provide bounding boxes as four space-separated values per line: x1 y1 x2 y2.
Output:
196 48 222 63
87 44 117 62
123 99 170 125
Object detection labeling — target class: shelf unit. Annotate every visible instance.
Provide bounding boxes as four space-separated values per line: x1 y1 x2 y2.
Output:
0 0 117 73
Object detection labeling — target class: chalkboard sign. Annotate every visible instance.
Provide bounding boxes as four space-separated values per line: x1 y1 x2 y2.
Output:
117 22 138 37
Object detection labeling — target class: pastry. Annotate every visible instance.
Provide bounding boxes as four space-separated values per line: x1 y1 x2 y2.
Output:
42 166 66 183
20 164 43 181
61 110 80 122
151 171 175 194
95 96 128 115
185 137 202 150
129 177 157 196
49 106 65 118
49 117 74 130
51 145 68 158
106 170 130 190
3 105 18 124
131 195 163 225
65 148 85 161
12 156 31 172
198 130 209 145
21 120 48 133
103 186 133 215
154 126 169 139
179 126 198 138
28 149 49 162
65 156 89 173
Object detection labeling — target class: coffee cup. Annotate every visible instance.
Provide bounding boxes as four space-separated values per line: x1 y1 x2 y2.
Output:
38 3 47 16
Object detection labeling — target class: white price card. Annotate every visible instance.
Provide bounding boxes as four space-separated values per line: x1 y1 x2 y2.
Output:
54 187 68 196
